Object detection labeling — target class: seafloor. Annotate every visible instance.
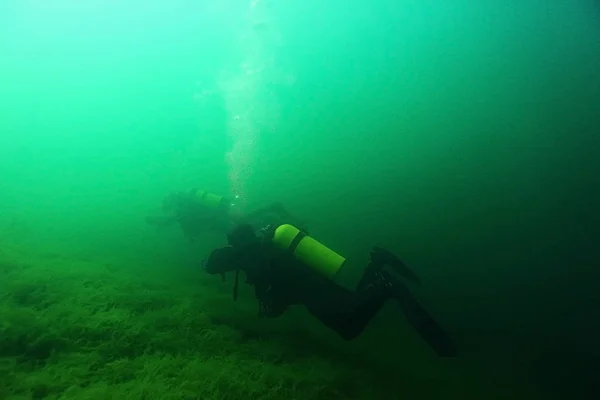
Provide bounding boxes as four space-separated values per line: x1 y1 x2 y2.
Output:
0 234 540 400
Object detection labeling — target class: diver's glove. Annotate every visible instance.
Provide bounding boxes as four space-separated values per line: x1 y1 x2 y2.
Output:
370 246 421 285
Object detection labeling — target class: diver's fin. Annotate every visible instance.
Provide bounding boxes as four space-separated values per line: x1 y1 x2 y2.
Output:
371 246 421 285
392 277 456 357
390 258 421 285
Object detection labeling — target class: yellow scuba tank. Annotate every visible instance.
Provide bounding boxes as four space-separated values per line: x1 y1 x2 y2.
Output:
194 190 230 211
271 224 346 279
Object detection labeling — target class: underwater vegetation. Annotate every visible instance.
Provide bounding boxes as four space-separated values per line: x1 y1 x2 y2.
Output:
0 237 539 400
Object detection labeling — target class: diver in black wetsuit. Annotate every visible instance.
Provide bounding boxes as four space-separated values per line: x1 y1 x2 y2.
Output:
146 188 306 241
202 223 457 357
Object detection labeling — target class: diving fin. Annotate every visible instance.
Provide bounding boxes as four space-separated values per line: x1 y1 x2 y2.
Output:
392 277 456 357
390 258 421 285
371 246 421 285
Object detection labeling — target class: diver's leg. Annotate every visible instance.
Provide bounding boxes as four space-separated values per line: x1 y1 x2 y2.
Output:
301 277 392 340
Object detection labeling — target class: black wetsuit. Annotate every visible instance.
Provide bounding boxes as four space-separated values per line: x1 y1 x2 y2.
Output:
204 238 392 340
203 224 457 356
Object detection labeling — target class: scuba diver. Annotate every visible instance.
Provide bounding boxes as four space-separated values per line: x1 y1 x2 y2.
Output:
202 223 457 357
146 189 306 241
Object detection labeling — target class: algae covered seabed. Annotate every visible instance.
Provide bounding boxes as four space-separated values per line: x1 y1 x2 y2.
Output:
0 232 541 400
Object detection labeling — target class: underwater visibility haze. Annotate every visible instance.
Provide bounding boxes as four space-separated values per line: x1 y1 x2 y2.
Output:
1 0 599 398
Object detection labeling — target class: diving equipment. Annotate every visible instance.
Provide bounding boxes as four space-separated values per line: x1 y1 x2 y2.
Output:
271 224 346 279
193 189 230 211
392 277 456 357
370 246 421 285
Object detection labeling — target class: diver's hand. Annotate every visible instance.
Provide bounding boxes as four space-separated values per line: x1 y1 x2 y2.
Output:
370 246 421 285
